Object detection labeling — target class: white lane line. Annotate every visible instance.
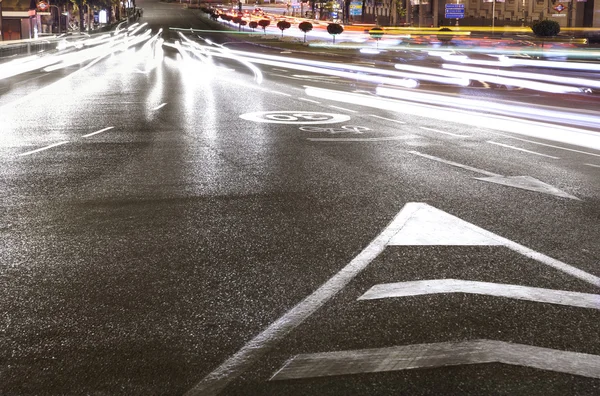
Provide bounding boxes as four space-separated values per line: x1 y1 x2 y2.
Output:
359 279 600 310
271 91 292 97
18 141 69 157
184 204 423 396
369 114 406 124
82 126 115 138
487 141 560 159
308 135 420 142
151 103 167 111
419 126 469 138
270 340 600 381
299 98 321 104
409 150 500 177
495 134 600 158
329 105 357 113
585 163 600 168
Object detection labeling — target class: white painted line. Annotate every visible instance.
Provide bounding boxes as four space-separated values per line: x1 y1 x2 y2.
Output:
409 150 500 177
419 126 469 138
585 163 600 168
359 279 600 309
82 127 115 138
475 175 580 200
270 340 600 381
270 91 292 97
151 103 167 111
299 98 321 104
487 141 560 159
388 203 600 287
369 114 406 124
329 105 358 113
308 135 420 142
184 204 424 396
18 141 69 157
496 134 600 158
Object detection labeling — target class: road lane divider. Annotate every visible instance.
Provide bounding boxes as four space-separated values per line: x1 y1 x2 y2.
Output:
151 103 167 111
359 279 600 310
18 141 69 157
487 141 560 159
419 126 469 138
270 340 600 381
82 126 115 138
409 150 578 200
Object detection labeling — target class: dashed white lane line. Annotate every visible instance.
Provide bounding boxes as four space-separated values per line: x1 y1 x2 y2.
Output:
151 103 167 111
495 134 600 158
299 98 321 104
270 90 292 97
82 126 115 138
308 135 420 142
329 105 357 113
409 150 500 177
585 163 600 168
420 126 469 138
18 141 69 156
369 114 406 124
487 141 560 159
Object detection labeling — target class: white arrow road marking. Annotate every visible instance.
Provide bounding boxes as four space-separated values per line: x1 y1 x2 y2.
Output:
389 203 600 287
270 340 600 381
184 203 421 396
474 175 580 200
185 203 600 395
487 141 560 159
409 150 579 200
358 279 600 310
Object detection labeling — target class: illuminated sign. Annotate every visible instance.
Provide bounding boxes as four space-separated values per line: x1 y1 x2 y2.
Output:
553 3 566 11
37 0 49 11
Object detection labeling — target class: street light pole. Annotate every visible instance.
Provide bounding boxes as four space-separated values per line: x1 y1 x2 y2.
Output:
0 0 4 41
49 4 61 34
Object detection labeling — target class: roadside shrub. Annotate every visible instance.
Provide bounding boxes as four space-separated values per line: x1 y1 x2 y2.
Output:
258 19 271 34
299 21 312 43
277 20 291 37
531 20 560 37
327 23 344 44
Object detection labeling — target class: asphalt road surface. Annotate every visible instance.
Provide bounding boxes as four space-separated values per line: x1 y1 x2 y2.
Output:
1 1 599 395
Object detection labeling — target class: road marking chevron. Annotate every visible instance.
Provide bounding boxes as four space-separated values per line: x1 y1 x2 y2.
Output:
271 340 600 381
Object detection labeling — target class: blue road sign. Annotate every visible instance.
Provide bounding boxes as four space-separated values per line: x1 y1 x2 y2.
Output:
445 13 465 18
445 3 465 8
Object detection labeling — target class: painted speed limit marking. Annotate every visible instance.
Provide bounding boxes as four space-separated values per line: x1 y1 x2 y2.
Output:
239 111 351 125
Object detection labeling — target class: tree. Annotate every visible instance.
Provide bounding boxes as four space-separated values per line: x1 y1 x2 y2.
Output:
437 27 453 46
232 16 242 30
531 19 560 49
276 20 291 37
369 27 383 48
258 18 270 35
326 23 343 44
249 20 258 31
298 21 313 43
531 19 560 37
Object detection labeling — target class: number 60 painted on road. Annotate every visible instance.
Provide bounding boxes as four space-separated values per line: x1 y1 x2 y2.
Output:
240 111 351 124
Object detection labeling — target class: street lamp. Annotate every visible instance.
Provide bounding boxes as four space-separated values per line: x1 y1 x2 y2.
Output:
0 0 4 41
48 4 61 34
